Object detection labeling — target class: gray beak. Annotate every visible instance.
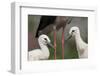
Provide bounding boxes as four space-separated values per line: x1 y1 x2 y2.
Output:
66 35 72 41
47 42 54 49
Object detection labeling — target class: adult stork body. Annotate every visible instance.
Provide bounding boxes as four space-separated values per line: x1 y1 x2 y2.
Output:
66 26 88 58
36 16 72 59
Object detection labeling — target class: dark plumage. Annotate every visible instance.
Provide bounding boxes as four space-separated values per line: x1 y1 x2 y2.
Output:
35 16 57 37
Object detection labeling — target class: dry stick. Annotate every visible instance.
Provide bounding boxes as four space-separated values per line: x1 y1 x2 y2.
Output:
62 28 64 59
54 30 56 59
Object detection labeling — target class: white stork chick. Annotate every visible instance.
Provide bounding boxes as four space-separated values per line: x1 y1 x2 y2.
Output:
28 34 54 61
66 26 88 58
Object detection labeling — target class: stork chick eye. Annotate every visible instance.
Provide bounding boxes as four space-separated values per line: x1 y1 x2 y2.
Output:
44 38 47 41
72 30 75 32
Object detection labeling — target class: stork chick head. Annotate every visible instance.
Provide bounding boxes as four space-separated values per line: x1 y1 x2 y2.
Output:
38 34 54 48
69 26 80 37
66 26 80 41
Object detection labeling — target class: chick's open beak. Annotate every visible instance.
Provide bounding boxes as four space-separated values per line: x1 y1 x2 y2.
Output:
47 42 54 49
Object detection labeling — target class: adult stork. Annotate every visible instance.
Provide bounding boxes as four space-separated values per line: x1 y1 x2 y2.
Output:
35 16 72 59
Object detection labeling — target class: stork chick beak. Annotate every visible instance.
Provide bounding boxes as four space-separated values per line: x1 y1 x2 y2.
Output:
66 35 72 41
47 42 54 49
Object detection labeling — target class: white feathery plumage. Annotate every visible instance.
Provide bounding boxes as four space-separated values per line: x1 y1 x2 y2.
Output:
28 34 53 61
69 26 88 58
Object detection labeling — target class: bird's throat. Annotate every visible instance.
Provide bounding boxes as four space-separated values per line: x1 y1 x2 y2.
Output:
39 43 50 58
